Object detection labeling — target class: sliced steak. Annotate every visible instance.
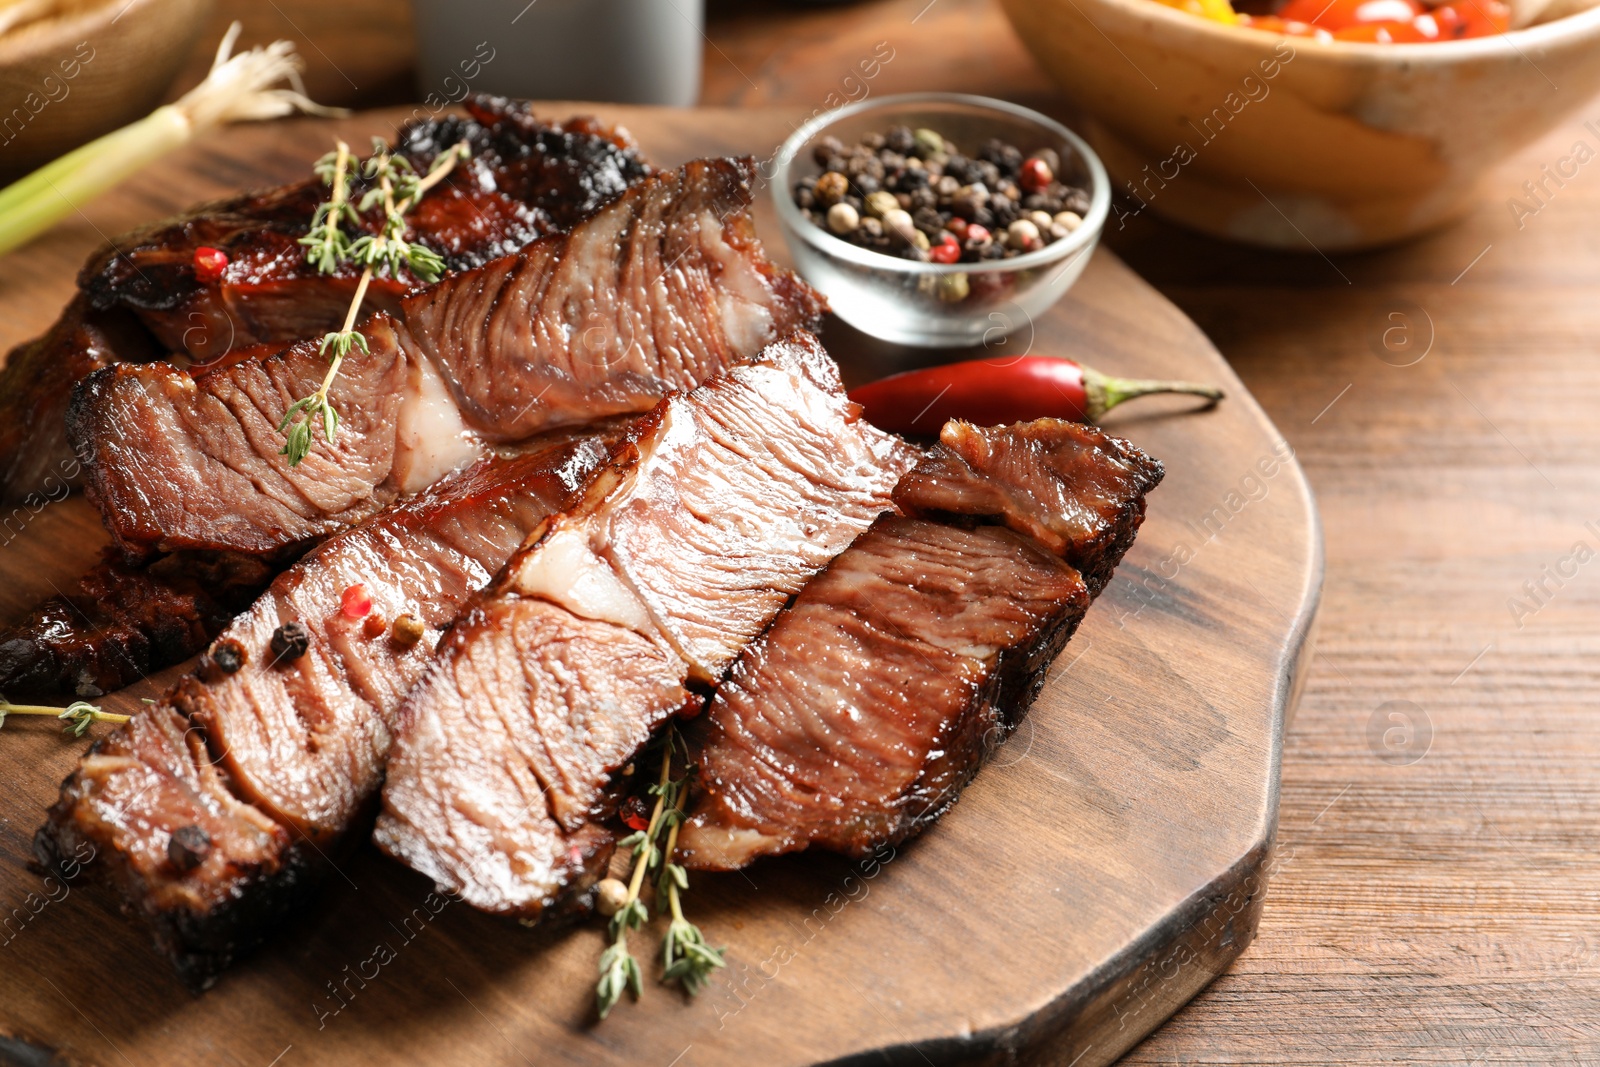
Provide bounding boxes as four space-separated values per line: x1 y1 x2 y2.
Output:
375 333 915 919
36 433 614 988
0 97 650 504
676 419 1164 870
0 549 274 700
892 418 1163 595
80 97 651 356
0 295 160 502
71 157 825 560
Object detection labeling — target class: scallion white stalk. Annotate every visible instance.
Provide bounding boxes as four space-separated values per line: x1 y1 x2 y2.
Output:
0 21 346 257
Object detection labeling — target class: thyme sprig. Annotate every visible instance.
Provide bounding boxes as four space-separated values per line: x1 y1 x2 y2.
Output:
657 770 726 995
0 700 131 738
280 136 470 466
595 728 725 1019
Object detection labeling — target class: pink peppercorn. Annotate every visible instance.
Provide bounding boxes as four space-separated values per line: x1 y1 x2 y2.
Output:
193 246 229 283
1020 157 1053 193
340 583 372 618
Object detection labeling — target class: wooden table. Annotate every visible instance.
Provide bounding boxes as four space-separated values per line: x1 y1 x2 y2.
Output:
130 0 1600 1061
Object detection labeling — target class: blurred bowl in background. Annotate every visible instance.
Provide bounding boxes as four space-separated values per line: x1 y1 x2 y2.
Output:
0 0 212 179
773 93 1110 349
1001 0 1600 249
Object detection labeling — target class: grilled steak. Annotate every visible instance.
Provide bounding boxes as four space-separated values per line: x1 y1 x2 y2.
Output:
80 98 651 357
892 418 1163 596
675 419 1164 870
71 157 825 560
374 333 916 919
0 296 159 503
0 97 650 504
36 433 614 988
0 549 273 700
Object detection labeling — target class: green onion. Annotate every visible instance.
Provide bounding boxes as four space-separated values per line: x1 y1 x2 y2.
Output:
0 21 345 258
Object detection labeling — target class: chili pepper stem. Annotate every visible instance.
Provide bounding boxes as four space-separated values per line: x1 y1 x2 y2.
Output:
1080 368 1224 421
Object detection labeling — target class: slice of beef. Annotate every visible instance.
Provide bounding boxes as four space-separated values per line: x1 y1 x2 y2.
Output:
892 418 1163 595
35 433 614 988
0 97 650 503
0 295 160 501
374 333 915 919
71 156 825 561
675 418 1164 870
677 517 1090 869
0 549 274 700
72 315 418 559
80 96 652 358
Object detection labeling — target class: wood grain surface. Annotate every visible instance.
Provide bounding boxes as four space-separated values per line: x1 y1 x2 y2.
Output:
0 106 1317 1065
696 2 1600 1064
11 0 1600 1060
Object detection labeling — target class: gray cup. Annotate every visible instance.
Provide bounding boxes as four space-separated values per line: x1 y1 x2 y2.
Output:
410 0 704 107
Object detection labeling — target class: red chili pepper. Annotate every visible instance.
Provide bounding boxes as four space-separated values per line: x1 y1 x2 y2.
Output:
848 355 1223 435
193 246 229 283
340 583 373 618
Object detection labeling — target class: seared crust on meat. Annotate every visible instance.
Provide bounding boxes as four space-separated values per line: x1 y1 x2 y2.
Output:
69 157 825 561
35 435 614 987
893 418 1164 595
678 418 1162 870
0 98 651 504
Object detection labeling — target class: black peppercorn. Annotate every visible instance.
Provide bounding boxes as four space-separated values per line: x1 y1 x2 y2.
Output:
885 125 915 153
270 621 311 664
912 206 945 236
811 135 843 166
168 824 211 872
209 638 245 675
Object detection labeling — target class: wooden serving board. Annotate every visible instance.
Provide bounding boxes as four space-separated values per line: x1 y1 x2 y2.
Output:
0 106 1321 1067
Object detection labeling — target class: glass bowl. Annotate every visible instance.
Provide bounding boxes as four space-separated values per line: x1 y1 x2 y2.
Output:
771 92 1110 349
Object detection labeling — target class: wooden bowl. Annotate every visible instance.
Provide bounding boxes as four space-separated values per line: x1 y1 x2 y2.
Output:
0 0 213 179
1000 0 1600 249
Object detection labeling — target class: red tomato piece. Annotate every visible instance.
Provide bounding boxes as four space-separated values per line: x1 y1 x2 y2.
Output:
1432 0 1508 36
1333 19 1425 39
1430 2 1468 34
1279 0 1419 27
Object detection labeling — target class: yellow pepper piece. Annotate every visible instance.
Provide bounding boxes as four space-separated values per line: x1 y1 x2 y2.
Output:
1150 0 1241 24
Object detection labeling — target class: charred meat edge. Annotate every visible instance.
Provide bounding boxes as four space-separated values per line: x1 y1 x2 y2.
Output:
68 156 826 561
34 433 615 989
0 96 651 504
